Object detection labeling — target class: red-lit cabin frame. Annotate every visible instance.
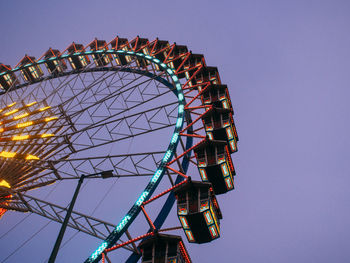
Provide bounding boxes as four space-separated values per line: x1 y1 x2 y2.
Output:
166 44 188 78
174 179 222 244
0 64 18 90
202 107 238 153
43 48 67 75
130 37 150 68
66 42 90 70
149 39 170 70
183 53 205 83
189 66 221 88
89 39 112 67
201 84 234 112
138 234 192 263
18 55 43 83
194 139 235 194
109 37 133 65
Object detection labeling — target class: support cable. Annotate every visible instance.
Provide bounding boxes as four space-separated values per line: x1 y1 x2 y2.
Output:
0 213 31 240
1 220 51 263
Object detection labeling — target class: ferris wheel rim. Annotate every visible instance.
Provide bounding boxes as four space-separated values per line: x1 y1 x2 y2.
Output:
0 49 189 262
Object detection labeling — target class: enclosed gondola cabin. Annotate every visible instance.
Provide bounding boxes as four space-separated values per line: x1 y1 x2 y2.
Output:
130 37 150 68
201 84 233 112
174 180 222 244
139 234 191 263
198 66 220 84
0 64 18 90
202 107 238 153
183 53 205 82
166 44 188 78
188 66 221 88
130 37 150 53
89 39 111 67
66 42 90 70
110 37 132 65
149 39 169 62
194 139 235 194
43 48 67 75
19 55 43 83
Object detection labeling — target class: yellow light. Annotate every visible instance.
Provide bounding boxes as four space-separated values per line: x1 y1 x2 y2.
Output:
0 151 16 158
26 101 37 107
14 112 29 120
25 154 39 160
0 102 16 114
0 128 3 133
41 133 54 138
4 109 19 116
45 116 58 122
16 121 33 128
12 135 30 141
0 179 10 188
39 106 51 111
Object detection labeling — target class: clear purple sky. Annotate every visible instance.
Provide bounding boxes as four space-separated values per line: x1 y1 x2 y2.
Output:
0 0 349 262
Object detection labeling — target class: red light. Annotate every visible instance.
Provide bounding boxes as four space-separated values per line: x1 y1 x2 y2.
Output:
178 241 191 263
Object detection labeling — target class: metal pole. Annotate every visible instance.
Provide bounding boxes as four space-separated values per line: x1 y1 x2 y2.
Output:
48 175 85 263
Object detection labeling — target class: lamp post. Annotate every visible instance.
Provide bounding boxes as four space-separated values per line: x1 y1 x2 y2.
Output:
48 170 114 263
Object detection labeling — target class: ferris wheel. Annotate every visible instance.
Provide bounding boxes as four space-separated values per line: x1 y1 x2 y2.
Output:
0 36 238 262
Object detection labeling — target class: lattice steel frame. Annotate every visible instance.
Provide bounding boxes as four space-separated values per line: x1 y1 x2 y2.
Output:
0 36 238 263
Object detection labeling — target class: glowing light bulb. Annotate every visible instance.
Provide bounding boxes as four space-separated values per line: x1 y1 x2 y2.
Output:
26 101 37 107
45 116 58 122
39 106 51 111
41 133 54 138
0 180 10 188
8 102 16 107
14 113 29 120
0 151 16 158
25 154 39 160
4 109 19 116
12 135 30 140
16 121 33 128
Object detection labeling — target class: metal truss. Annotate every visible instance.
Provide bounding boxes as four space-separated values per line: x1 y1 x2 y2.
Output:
1 193 136 252
0 64 178 202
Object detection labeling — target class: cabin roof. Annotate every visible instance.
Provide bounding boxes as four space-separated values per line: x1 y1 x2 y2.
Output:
0 64 12 73
19 55 36 66
66 42 84 53
193 138 228 152
110 37 129 49
202 106 231 119
138 233 182 248
89 39 107 50
203 84 228 94
43 48 60 58
173 179 212 195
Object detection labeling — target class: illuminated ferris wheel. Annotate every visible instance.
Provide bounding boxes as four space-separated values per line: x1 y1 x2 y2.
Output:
0 36 238 262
